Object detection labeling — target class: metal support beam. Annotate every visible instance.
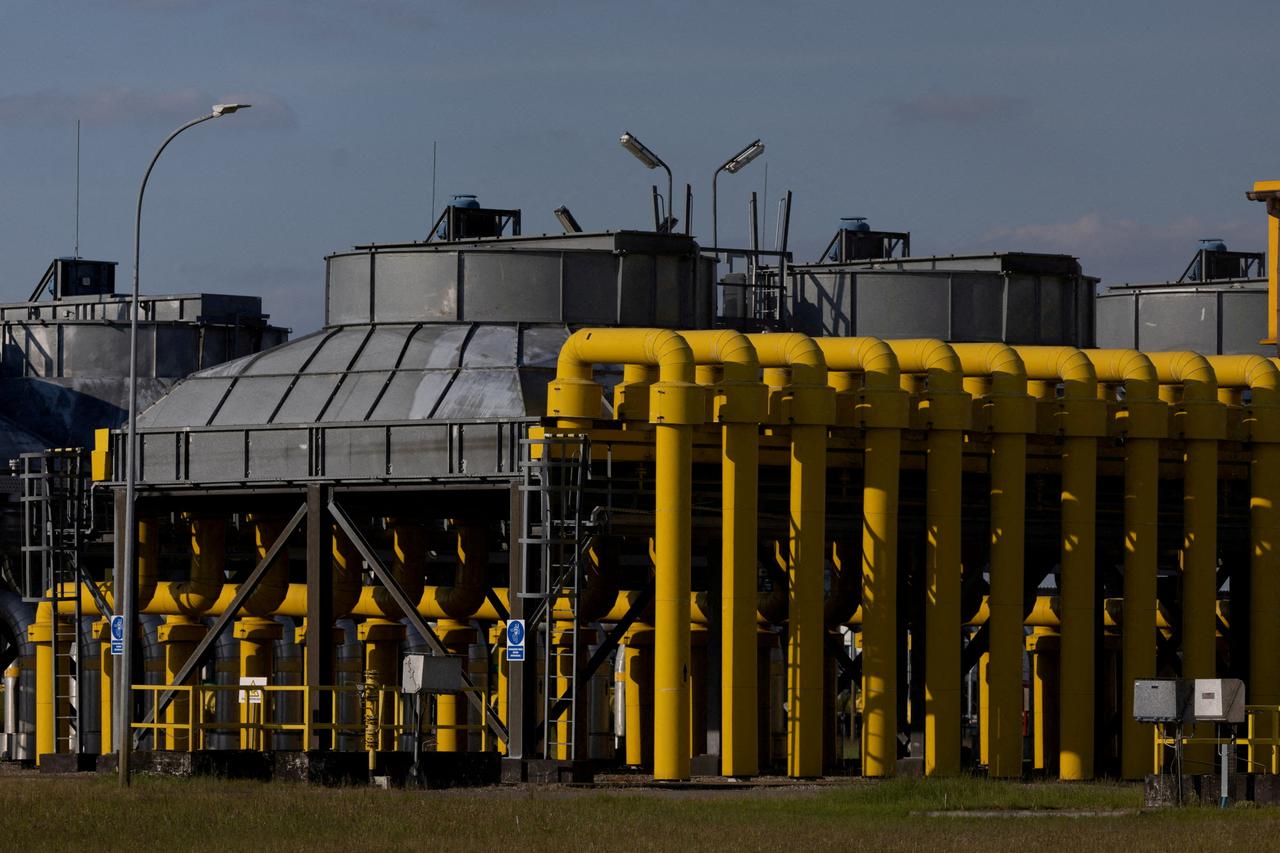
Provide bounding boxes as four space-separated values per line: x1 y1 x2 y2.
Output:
328 496 510 745
132 502 306 745
305 484 334 750
507 481 533 760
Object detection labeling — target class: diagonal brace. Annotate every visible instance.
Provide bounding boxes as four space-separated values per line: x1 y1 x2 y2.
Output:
328 497 509 745
132 502 306 747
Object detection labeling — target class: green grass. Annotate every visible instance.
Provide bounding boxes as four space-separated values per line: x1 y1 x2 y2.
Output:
3 771 1279 852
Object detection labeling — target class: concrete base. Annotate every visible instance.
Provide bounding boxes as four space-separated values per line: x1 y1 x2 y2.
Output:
37 753 98 773
97 750 499 787
1144 773 1280 807
502 757 595 784
690 754 720 777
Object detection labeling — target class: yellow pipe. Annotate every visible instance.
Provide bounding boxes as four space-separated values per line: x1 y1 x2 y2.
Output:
748 333 833 779
951 342 1033 779
888 339 969 777
235 616 281 750
816 337 906 778
1014 345 1105 780
1147 354 1223 700
359 617 405 752
243 516 291 617
369 520 428 618
1083 350 1164 780
548 327 702 781
679 329 766 778
1207 354 1280 766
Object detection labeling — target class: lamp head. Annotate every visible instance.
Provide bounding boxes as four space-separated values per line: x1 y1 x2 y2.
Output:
723 139 764 174
619 131 662 170
212 103 252 117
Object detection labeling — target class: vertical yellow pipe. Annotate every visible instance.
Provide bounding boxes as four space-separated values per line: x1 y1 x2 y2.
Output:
1121 437 1160 777
235 617 280 750
722 421 759 777
978 652 990 766
623 627 653 767
1059 434 1097 780
159 617 206 750
988 432 1027 776
788 422 827 777
97 620 114 754
653 421 693 780
925 427 962 776
31 607 53 764
359 618 404 752
861 425 901 776
678 329 765 779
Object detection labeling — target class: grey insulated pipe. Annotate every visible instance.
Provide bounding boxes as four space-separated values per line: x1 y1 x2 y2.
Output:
273 616 302 751
0 589 36 760
137 615 165 749
210 621 241 751
79 615 102 755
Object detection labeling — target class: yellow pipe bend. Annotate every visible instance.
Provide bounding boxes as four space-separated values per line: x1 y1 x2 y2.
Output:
1082 349 1163 780
1207 354 1280 768
679 329 763 778
1014 345 1099 781
746 332 830 779
242 516 291 617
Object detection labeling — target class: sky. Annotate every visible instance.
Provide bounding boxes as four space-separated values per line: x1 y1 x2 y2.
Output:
1 0 1278 334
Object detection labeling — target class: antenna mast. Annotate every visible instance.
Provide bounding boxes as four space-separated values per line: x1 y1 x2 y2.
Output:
74 118 81 258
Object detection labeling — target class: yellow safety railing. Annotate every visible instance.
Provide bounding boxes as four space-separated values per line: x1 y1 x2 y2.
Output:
1152 705 1280 775
128 682 494 753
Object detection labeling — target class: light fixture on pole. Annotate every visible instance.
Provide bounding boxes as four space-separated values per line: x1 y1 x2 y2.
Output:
118 102 250 788
712 139 764 251
620 131 672 232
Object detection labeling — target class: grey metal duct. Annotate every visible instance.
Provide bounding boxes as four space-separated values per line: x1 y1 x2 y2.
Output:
0 589 36 760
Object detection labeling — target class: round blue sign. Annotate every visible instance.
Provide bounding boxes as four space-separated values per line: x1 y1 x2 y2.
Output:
110 617 125 640
507 620 525 646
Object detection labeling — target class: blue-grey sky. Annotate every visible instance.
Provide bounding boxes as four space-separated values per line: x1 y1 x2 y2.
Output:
2 0 1277 333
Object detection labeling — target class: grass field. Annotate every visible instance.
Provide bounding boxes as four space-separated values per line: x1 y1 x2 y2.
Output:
3 770 1280 851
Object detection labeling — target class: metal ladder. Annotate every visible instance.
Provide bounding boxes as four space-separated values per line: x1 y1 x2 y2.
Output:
520 434 595 762
18 450 88 754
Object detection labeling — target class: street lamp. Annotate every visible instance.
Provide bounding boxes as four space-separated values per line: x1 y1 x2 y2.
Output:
619 131 672 232
118 103 250 787
712 139 764 251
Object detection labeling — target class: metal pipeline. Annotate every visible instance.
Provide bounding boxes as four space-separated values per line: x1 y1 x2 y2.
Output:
747 332 834 779
815 336 906 778
951 343 1033 778
888 339 970 776
679 329 766 778
1083 350 1165 780
1207 354 1280 766
547 327 703 781
1014 345 1105 780
1147 354 1224 689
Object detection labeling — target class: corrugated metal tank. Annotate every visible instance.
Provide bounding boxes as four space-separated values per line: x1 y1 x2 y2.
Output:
1095 278 1269 355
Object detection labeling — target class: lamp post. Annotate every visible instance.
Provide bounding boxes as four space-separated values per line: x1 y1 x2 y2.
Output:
712 139 764 252
619 131 672 232
118 103 249 787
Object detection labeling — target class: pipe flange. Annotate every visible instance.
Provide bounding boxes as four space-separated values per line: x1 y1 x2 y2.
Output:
648 380 706 426
547 377 604 422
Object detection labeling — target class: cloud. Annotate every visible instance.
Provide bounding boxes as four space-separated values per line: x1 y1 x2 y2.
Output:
978 213 1261 283
0 87 297 130
887 92 1031 126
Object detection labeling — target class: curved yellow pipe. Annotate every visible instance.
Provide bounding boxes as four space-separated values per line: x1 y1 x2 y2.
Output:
1014 345 1102 780
746 332 832 779
549 327 701 782
242 516 291 617
951 343 1031 779
1147 353 1222 708
1083 349 1164 780
888 340 968 777
680 329 764 778
148 516 223 616
816 336 905 778
1207 354 1280 768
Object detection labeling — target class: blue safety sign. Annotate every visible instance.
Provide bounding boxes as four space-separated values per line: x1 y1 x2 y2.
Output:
110 615 125 656
505 619 525 662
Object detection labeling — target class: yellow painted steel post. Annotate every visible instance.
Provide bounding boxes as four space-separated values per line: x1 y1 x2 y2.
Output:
30 607 53 764
1081 350 1165 780
953 344 1034 779
748 333 835 779
1246 180 1280 344
679 330 766 779
978 652 991 766
888 340 969 777
1015 346 1105 780
96 620 114 754
547 328 702 781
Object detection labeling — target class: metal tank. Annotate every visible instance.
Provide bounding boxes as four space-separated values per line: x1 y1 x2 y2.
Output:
775 251 1096 345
